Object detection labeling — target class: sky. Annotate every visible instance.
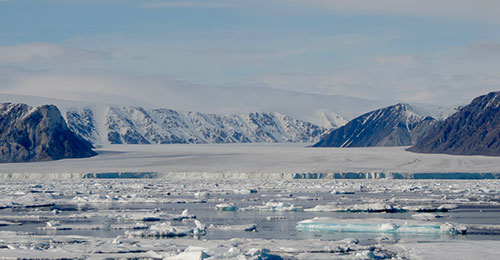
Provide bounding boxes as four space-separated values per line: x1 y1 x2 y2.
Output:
0 0 500 113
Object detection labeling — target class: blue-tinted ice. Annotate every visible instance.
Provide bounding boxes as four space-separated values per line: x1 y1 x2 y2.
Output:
297 217 467 234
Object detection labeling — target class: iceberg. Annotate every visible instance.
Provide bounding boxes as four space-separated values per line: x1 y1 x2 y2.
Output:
296 217 466 235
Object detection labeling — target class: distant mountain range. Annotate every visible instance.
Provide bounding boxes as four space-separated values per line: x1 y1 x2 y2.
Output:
1 90 499 163
0 103 96 163
66 106 333 145
314 103 437 147
314 91 500 156
409 91 500 156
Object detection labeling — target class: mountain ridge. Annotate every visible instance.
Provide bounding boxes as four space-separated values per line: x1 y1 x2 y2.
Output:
67 105 329 145
313 103 437 147
409 91 500 156
0 103 96 163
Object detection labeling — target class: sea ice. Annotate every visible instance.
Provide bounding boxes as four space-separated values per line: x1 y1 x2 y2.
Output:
297 217 467 235
240 201 302 212
125 220 206 238
411 213 448 221
304 203 400 213
234 189 258 194
215 203 237 211
208 224 258 232
0 221 21 226
164 248 211 260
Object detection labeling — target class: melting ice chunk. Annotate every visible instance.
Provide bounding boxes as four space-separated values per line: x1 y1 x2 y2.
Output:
234 189 258 194
240 201 302 212
215 203 237 211
208 224 257 232
297 218 466 235
165 246 211 260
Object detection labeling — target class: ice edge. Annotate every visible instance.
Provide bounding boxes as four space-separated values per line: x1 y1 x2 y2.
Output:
1 171 500 180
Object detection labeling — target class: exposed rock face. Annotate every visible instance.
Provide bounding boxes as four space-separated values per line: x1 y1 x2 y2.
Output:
0 103 96 163
66 108 99 144
314 103 437 147
67 106 327 144
409 91 500 156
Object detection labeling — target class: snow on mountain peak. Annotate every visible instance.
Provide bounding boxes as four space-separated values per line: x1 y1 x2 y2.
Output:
66 105 328 145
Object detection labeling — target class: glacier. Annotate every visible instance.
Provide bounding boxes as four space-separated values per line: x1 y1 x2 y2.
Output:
1 144 500 180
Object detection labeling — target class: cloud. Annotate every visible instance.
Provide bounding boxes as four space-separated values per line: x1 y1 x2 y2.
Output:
0 68 388 122
375 55 417 66
190 48 304 64
256 41 500 106
0 43 111 66
463 42 500 59
141 1 229 9
285 0 500 24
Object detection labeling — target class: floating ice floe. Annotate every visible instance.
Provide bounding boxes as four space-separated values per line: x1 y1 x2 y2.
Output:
104 211 170 222
411 213 448 221
305 203 459 213
330 190 356 194
164 246 211 260
465 224 500 235
215 203 237 211
194 191 210 199
6 193 56 208
172 209 196 221
296 217 467 235
126 219 206 238
234 189 258 195
266 216 286 221
126 222 191 238
240 201 302 212
0 221 21 226
402 204 458 212
208 224 257 232
305 203 399 213
40 221 70 231
39 222 148 231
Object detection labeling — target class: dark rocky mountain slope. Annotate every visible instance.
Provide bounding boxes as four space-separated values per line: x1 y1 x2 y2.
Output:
0 103 96 163
314 103 437 147
409 91 500 156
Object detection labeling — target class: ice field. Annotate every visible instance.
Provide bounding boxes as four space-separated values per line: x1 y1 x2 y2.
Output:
1 178 500 259
1 144 500 179
2 144 500 259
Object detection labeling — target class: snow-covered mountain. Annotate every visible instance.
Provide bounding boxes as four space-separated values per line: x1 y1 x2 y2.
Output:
319 111 348 129
314 103 437 147
66 106 328 145
0 103 96 163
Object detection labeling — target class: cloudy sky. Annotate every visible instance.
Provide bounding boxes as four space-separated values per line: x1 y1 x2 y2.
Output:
1 0 500 110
